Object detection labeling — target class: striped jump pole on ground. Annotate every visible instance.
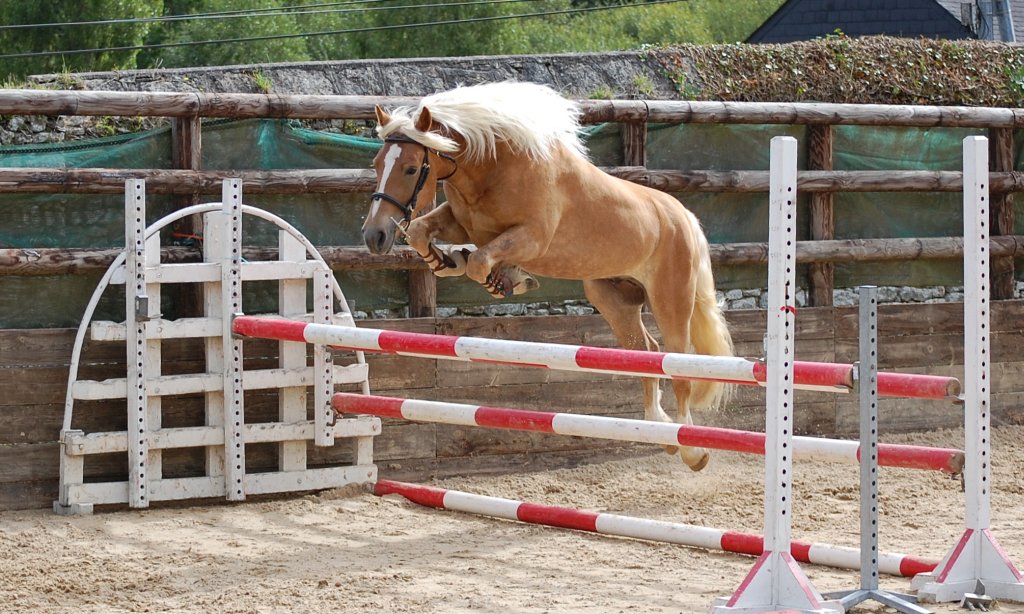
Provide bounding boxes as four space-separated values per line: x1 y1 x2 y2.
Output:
333 393 965 474
233 316 961 401
373 479 937 578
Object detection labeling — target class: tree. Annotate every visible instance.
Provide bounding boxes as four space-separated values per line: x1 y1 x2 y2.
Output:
0 0 162 82
137 0 311 69
316 0 533 61
500 2 714 54
0 0 786 80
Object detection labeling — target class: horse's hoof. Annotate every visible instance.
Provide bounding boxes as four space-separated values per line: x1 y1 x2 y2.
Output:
686 451 711 472
662 444 680 455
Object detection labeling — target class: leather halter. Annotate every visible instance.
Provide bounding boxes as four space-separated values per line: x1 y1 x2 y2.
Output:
370 135 457 222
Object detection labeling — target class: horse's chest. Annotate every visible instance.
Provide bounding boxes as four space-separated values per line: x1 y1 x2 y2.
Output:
448 198 508 243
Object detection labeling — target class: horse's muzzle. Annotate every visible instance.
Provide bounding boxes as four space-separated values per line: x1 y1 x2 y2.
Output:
363 227 394 255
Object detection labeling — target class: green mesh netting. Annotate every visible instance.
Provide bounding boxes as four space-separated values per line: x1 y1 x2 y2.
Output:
1 119 1020 328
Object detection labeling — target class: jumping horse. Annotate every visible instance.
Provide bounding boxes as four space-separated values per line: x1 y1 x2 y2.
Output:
362 81 733 471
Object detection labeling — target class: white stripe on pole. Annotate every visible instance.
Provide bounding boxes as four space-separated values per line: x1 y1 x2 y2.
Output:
793 435 859 464
807 543 860 572
550 413 684 445
399 399 481 426
661 354 758 382
595 514 726 550
454 337 581 370
303 322 384 351
443 490 521 521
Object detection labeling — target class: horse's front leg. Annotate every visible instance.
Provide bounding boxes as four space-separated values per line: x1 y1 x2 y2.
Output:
403 203 477 277
466 225 546 287
405 202 470 255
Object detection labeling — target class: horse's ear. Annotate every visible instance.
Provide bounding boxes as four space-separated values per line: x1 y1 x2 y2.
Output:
415 107 433 133
374 105 391 127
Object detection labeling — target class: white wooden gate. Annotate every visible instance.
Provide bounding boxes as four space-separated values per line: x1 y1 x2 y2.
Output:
55 179 378 514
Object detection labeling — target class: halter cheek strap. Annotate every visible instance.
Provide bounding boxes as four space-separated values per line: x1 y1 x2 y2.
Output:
371 137 457 222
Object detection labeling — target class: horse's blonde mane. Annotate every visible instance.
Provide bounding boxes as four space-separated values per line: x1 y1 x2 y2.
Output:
377 81 587 163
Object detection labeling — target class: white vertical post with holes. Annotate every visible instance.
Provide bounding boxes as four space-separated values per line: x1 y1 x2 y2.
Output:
125 179 150 509
913 136 1024 603
714 137 841 613
221 179 246 501
825 287 929 612
313 268 335 447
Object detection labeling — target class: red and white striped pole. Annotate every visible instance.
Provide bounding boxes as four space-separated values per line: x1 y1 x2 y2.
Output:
233 316 961 400
333 393 964 474
374 479 937 578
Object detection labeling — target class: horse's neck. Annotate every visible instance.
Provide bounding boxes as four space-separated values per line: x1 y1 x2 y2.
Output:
447 153 502 204
449 146 543 203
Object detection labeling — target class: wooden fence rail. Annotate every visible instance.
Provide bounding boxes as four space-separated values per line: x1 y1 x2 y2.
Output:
5 236 1023 276
2 167 1024 194
0 88 1020 307
2 89 1023 127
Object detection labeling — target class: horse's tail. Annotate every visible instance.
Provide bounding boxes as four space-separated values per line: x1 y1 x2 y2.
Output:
688 238 734 410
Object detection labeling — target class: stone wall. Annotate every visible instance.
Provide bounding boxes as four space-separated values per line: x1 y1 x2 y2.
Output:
29 51 681 99
13 51 678 143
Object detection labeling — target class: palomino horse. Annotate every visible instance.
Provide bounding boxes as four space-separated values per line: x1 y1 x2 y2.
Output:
362 81 733 471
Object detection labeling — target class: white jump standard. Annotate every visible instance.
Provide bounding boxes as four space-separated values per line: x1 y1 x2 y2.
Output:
910 137 1024 603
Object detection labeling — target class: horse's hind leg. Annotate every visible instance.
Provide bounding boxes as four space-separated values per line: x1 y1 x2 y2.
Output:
642 278 712 472
583 279 682 456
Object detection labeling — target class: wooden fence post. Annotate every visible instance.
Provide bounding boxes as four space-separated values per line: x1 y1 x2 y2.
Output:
408 200 437 318
622 118 647 167
808 125 834 307
989 128 1016 300
172 116 203 316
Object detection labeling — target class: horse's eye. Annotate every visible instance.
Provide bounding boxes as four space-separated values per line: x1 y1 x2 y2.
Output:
404 167 418 176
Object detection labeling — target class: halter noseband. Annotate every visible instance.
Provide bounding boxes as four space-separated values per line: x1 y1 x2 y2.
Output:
371 136 457 222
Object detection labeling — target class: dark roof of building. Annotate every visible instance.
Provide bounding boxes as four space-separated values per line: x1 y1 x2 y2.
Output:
747 0 978 43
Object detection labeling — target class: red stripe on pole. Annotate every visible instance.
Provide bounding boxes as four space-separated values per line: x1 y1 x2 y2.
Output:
376 329 459 357
899 555 940 578
679 425 766 455
574 346 666 375
232 316 308 343
752 360 852 389
875 443 965 474
876 371 961 401
790 541 813 564
331 393 406 419
721 530 764 556
374 479 447 508
796 361 854 389
517 502 599 532
721 532 839 571
475 406 556 433
752 359 959 400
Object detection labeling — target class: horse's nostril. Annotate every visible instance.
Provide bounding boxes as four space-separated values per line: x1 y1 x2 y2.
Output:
363 229 388 254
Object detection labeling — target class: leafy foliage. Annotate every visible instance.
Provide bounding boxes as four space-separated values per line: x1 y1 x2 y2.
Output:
0 0 162 80
0 0 783 80
659 35 1024 106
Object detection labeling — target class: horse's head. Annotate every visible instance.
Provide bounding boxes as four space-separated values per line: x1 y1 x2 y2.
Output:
362 105 457 254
